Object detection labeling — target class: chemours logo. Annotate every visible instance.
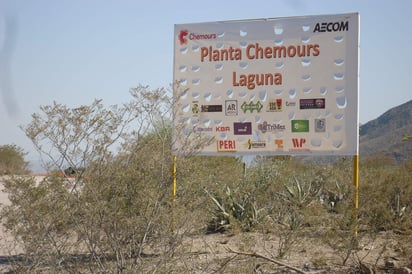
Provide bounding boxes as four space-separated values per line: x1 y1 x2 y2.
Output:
178 29 217 45
178 30 189 45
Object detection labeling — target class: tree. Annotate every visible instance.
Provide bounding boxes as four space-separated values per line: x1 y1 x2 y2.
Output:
0 144 29 175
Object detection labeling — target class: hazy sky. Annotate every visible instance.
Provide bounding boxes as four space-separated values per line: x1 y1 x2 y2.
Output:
0 0 411 167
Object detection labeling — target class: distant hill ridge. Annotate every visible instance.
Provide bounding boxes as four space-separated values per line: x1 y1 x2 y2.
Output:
359 99 412 162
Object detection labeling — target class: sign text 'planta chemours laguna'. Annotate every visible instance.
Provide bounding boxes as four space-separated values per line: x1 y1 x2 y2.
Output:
173 13 359 156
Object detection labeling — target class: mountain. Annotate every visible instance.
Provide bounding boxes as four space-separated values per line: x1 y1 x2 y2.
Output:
359 100 412 163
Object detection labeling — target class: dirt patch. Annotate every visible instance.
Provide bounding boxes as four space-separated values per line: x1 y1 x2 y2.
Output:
161 230 411 273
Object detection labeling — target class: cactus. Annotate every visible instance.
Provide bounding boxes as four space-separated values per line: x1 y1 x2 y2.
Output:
204 186 264 233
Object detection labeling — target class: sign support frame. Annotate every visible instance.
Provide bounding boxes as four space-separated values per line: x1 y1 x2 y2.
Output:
353 154 359 237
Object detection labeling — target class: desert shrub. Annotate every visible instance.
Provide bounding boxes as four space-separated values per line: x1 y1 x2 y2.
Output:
322 210 360 266
0 144 30 175
360 157 412 232
0 174 77 271
0 85 187 272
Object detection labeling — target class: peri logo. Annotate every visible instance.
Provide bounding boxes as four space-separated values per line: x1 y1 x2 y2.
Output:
241 101 263 113
217 140 237 152
178 30 188 45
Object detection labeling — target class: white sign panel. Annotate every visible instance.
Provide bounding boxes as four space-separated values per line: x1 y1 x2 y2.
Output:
173 13 359 156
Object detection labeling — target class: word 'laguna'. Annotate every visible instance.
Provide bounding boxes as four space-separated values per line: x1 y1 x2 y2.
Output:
233 72 282 90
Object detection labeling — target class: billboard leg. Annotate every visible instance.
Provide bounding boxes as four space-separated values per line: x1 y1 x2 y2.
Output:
173 155 177 204
171 156 177 232
353 155 359 237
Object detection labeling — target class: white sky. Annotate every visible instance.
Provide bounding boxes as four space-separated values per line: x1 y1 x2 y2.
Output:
0 0 411 169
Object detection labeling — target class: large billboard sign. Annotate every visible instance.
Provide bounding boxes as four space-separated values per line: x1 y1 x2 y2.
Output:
173 13 359 156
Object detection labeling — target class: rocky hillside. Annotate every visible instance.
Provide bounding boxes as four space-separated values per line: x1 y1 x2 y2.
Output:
359 99 412 162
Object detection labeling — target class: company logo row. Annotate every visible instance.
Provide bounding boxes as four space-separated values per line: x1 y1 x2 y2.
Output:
194 119 326 135
191 98 325 115
217 138 311 152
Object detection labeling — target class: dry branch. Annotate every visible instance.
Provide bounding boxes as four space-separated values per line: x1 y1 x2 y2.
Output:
225 246 321 274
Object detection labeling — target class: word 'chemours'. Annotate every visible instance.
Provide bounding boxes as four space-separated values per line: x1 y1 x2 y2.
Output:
201 43 320 62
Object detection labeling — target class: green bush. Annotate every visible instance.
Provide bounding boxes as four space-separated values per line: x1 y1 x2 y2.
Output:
0 144 29 175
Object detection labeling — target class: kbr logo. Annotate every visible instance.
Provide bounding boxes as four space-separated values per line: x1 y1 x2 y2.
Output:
216 126 230 132
179 29 189 45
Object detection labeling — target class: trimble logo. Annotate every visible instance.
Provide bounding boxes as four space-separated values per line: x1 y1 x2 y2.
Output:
178 29 217 45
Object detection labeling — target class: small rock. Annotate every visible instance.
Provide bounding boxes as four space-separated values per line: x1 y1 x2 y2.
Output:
218 239 228 244
385 260 397 268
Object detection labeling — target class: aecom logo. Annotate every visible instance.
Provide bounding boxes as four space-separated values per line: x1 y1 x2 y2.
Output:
178 29 217 45
313 21 349 32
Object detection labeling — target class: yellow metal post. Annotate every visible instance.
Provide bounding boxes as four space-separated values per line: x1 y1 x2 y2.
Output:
173 156 177 204
353 155 359 237
171 156 177 232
